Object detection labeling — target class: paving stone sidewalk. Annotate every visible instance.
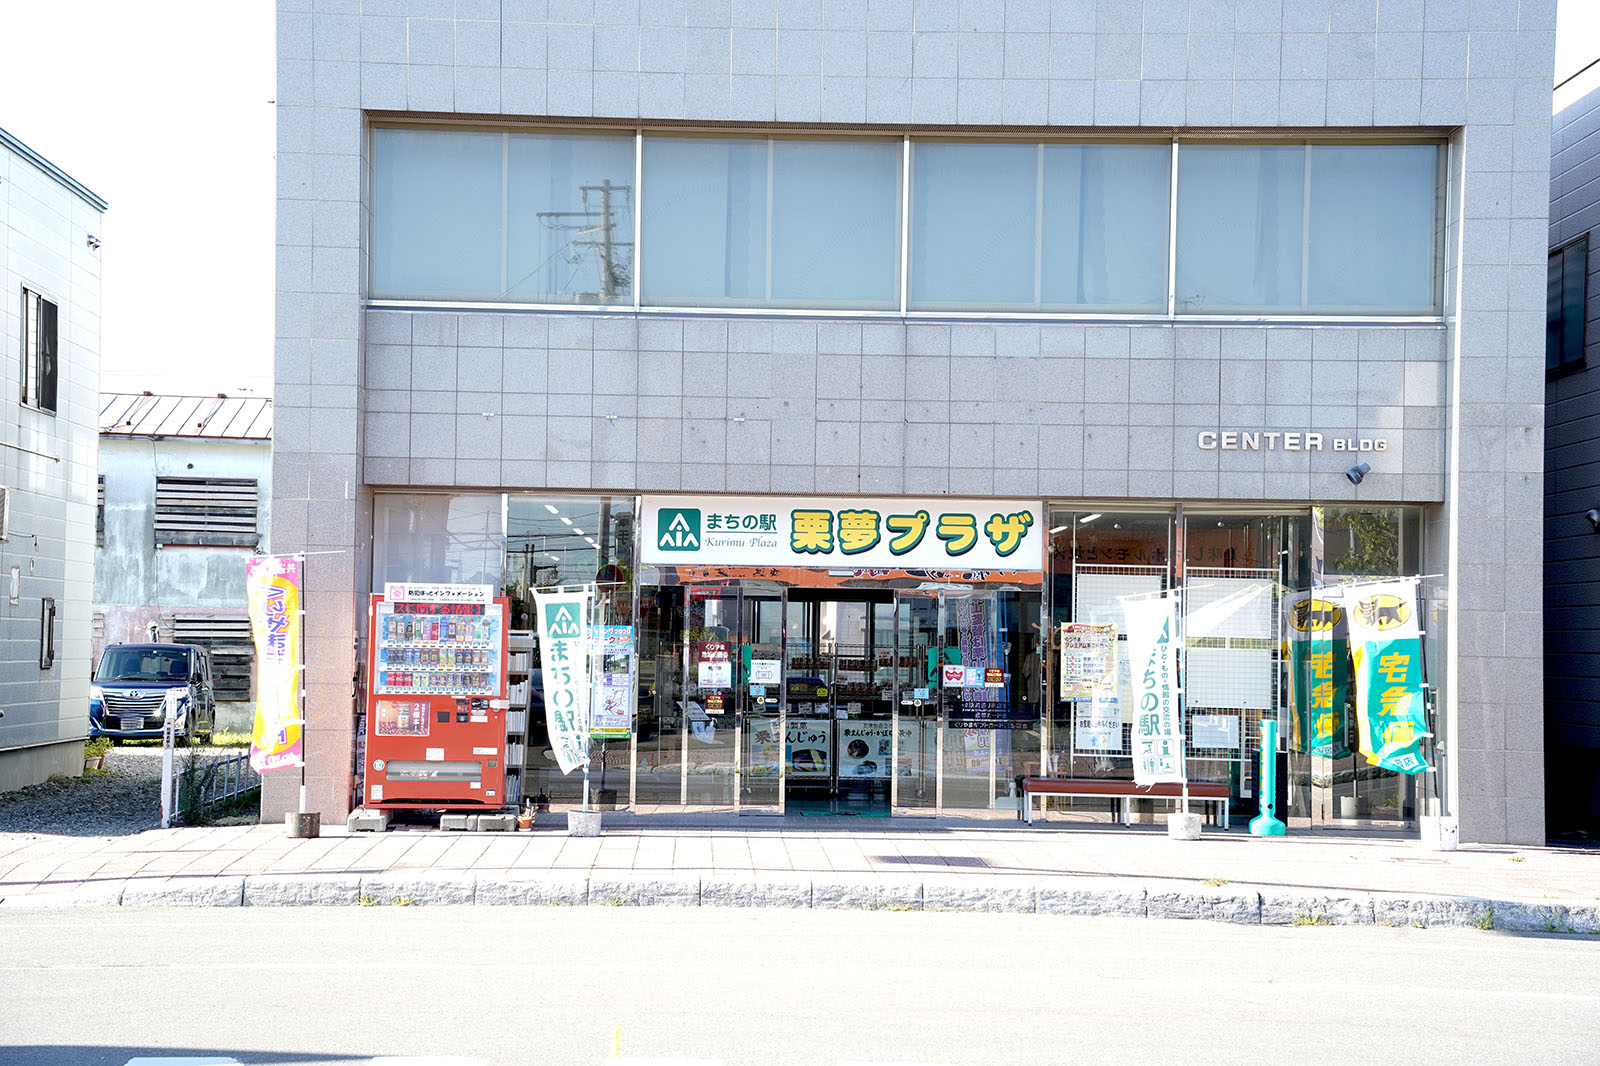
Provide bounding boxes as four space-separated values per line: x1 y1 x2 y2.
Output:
3 818 1598 933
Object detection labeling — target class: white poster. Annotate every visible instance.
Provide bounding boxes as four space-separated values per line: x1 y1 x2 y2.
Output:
1122 592 1185 785
838 720 896 780
534 588 592 774
1060 622 1117 700
640 495 1045 571
1184 577 1275 710
749 658 782 685
1073 637 1124 753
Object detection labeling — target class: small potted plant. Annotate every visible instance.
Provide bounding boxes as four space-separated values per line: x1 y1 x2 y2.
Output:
83 737 111 772
516 799 535 830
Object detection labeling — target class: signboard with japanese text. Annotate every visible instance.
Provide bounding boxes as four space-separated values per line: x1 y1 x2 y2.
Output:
696 641 732 688
247 555 303 773
534 588 592 774
640 496 1045 572
384 582 494 604
786 718 832 777
838 719 898 780
1283 590 1351 758
1346 580 1432 775
590 624 633 739
1123 592 1184 785
747 716 783 776
1060 623 1116 701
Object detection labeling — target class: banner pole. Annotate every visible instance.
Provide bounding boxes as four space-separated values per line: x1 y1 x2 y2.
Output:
296 552 307 816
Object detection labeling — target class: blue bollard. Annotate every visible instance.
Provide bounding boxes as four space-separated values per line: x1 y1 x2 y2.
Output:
1249 716 1287 836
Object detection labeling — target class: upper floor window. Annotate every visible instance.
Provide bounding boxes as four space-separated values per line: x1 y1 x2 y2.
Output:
154 477 260 548
1176 144 1442 314
21 288 58 413
372 128 634 305
1548 236 1588 373
368 127 1444 319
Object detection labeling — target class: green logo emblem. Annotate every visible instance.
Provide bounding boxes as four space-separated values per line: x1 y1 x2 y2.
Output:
657 508 701 551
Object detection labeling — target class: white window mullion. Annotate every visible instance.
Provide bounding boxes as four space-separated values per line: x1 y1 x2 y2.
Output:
633 129 644 310
1034 143 1045 309
1167 139 1179 319
900 134 911 316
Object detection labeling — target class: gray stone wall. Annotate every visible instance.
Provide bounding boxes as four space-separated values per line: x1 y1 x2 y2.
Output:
275 0 1555 842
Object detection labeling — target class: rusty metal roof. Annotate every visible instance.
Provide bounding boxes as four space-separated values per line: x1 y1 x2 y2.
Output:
99 393 273 440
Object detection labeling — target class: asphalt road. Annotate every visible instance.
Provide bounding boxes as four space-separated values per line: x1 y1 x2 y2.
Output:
3 907 1598 1066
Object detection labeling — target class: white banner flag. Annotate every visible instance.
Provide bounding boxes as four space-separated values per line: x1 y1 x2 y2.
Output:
534 588 593 774
1122 592 1185 786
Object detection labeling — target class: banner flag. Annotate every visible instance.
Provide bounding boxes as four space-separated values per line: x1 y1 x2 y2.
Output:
535 588 593 774
1347 579 1432 775
247 555 303 773
1284 590 1351 758
1122 592 1184 785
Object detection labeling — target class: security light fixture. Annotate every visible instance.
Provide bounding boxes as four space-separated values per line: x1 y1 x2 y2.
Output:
1587 508 1600 533
1345 462 1371 485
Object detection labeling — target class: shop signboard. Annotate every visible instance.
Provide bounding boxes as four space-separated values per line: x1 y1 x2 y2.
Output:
590 624 633 739
1346 579 1432 775
640 496 1045 572
696 641 732 688
246 555 303 773
534 588 593 774
1123 592 1184 785
786 718 832 777
1059 622 1116 701
1283 590 1351 758
838 719 897 780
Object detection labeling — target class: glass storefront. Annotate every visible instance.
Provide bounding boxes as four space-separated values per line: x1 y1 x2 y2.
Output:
369 492 1431 827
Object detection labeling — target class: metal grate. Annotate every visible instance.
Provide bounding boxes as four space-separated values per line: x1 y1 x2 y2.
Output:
1183 567 1283 760
154 477 259 547
170 614 253 701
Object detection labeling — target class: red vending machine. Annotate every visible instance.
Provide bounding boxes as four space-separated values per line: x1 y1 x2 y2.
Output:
364 583 510 810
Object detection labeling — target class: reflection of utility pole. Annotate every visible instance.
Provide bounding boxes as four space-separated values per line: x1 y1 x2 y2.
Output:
534 180 633 302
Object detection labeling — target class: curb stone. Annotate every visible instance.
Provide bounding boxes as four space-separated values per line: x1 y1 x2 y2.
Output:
923 876 1037 912
812 875 922 910
473 871 590 906
121 876 245 908
1371 894 1498 929
244 873 363 906
1489 900 1600 934
1258 888 1375 926
357 871 476 906
589 873 701 906
1034 877 1147 917
1146 880 1262 923
699 875 812 909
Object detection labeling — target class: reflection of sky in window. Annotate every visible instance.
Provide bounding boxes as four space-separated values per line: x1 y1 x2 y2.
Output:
504 495 634 592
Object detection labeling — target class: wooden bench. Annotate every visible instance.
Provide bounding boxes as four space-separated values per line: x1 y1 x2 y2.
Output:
1020 777 1231 830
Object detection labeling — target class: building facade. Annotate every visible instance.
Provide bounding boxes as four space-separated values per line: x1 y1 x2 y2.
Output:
95 393 274 733
0 127 105 791
1547 80 1600 841
275 1 1554 844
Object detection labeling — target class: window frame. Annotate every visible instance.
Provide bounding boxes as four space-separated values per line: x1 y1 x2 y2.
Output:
1547 234 1589 375
365 122 1450 325
20 287 59 414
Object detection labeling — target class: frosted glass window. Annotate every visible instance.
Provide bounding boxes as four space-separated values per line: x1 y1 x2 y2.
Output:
1175 145 1305 313
1307 145 1440 313
372 128 634 305
505 134 636 304
642 137 900 309
372 129 503 301
1040 144 1170 311
910 142 1037 310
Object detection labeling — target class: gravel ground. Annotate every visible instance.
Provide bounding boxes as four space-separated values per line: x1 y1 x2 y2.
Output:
0 744 249 837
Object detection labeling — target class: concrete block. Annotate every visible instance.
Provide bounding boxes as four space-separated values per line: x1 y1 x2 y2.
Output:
2 880 128 908
1370 893 1498 929
122 877 245 908
811 875 921 910
244 874 363 906
700 875 813 909
567 809 603 836
1490 901 1600 935
1034 877 1147 918
346 808 390 832
1258 888 1375 926
357 872 475 906
588 873 702 907
922 877 1037 913
473 873 591 906
474 814 516 832
1145 882 1262 924
440 813 471 831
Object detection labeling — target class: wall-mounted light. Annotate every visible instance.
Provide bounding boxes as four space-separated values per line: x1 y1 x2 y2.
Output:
1586 508 1600 533
86 234 101 249
1345 462 1371 486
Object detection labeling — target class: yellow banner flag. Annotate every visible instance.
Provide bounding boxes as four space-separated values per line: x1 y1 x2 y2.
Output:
247 555 303 773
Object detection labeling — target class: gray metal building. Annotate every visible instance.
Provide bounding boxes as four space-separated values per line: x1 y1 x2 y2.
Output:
1547 78 1600 841
0 127 105 791
273 1 1555 844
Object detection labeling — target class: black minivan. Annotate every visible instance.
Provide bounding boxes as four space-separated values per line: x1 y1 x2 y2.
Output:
89 643 216 744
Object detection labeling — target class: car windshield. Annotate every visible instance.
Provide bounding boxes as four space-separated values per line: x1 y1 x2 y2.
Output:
95 647 191 683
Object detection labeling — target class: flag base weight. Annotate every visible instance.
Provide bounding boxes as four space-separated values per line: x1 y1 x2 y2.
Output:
1167 812 1202 840
285 812 321 838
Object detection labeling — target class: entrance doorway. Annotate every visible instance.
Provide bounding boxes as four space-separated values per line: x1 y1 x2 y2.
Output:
638 578 1042 817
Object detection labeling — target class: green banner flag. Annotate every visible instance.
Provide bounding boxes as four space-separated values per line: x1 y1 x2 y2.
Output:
1347 579 1432 775
1284 590 1351 759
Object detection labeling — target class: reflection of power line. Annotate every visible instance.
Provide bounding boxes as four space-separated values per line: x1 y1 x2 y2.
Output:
504 179 633 302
